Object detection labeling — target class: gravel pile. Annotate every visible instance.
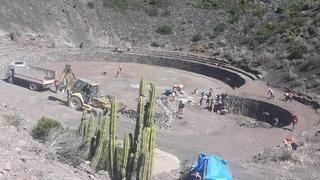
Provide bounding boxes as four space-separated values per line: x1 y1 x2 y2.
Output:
236 118 272 128
121 108 175 130
154 112 174 130
121 109 137 119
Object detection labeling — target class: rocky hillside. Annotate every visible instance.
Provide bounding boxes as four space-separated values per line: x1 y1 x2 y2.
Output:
0 0 319 97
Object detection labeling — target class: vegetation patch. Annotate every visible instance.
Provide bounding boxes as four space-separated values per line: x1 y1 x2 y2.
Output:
214 23 226 34
253 5 267 19
146 7 158 17
288 41 308 60
32 117 62 141
155 25 173 35
254 28 273 44
308 55 320 66
228 4 241 24
196 0 223 9
151 42 160 47
87 2 94 9
104 0 129 10
191 34 202 42
4 114 23 128
147 0 169 8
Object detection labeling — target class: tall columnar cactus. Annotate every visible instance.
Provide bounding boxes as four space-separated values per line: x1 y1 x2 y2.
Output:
139 78 145 97
144 83 156 127
147 125 156 180
121 134 130 180
109 98 117 178
85 80 157 180
91 115 108 169
133 96 145 171
138 127 151 180
86 114 95 141
79 110 87 137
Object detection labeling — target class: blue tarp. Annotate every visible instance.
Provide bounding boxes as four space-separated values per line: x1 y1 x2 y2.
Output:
190 153 232 180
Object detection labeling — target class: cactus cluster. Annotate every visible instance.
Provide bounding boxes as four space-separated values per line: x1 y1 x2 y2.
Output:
79 79 156 180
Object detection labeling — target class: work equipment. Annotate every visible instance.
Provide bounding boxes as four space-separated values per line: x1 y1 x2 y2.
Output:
4 62 55 91
56 65 111 114
68 78 110 112
55 64 76 93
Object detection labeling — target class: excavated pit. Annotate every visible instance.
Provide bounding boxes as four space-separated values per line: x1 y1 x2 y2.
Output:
223 95 293 127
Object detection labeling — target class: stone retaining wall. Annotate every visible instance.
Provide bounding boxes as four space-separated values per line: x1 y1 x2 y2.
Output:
223 95 293 127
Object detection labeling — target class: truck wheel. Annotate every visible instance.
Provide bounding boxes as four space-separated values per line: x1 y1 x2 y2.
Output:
68 96 82 110
29 83 38 91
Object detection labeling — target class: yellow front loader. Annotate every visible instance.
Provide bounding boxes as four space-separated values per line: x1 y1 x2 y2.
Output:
56 65 110 115
67 78 111 115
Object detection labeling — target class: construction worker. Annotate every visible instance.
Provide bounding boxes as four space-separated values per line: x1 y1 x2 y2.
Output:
267 88 275 100
178 100 186 118
292 115 298 130
116 65 122 77
272 117 279 127
262 111 270 121
206 88 213 106
284 91 293 102
283 137 298 150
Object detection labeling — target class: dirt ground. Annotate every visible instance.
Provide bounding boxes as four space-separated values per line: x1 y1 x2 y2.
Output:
1 61 319 179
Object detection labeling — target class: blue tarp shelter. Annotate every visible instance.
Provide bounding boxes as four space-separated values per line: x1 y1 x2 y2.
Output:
189 153 232 180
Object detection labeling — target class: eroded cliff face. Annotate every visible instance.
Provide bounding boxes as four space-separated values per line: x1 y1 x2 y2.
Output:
0 0 111 46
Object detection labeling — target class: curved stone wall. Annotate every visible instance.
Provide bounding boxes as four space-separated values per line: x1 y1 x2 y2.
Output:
223 95 293 127
112 53 246 89
28 49 246 89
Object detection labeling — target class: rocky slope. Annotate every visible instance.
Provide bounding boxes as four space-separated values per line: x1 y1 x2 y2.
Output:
0 0 319 98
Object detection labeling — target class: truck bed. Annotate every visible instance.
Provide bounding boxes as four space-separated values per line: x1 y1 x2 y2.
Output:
12 64 55 85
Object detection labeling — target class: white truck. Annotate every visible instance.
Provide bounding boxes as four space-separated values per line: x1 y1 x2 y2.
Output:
4 62 56 91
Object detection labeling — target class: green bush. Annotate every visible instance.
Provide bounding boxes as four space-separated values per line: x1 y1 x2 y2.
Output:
146 7 158 17
109 0 129 10
5 114 23 127
214 23 226 34
148 0 169 8
87 2 94 9
254 29 273 44
191 34 202 42
150 42 160 47
197 0 223 9
253 6 267 19
288 41 308 59
308 55 320 66
155 25 173 35
32 117 62 140
228 5 241 24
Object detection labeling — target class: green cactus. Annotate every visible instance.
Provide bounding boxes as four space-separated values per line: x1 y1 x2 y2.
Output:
109 98 117 178
144 83 156 127
121 134 130 180
91 115 108 170
86 114 95 141
147 125 156 179
137 127 151 179
79 110 87 138
139 78 145 97
132 96 144 171
85 80 157 179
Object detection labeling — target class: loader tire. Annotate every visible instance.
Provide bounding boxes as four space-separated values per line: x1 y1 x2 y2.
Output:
68 96 82 110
